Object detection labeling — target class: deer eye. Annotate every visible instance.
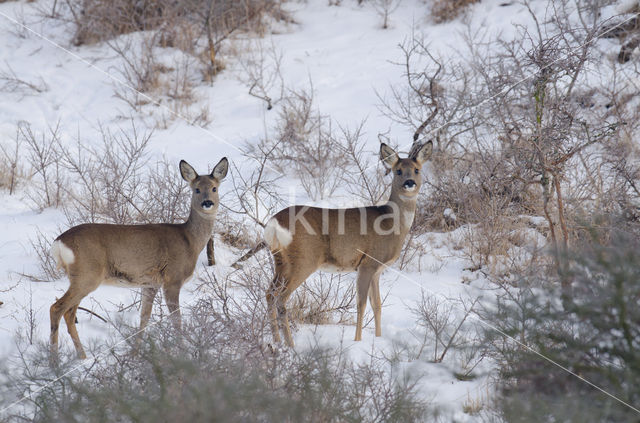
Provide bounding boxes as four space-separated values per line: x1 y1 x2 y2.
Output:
195 188 201 194
396 169 402 176
414 169 420 174
212 187 217 192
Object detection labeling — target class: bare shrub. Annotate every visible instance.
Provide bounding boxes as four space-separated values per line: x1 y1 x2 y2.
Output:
600 4 640 63
14 282 39 346
62 0 289 83
28 229 64 282
108 32 212 126
261 87 351 200
60 123 153 225
19 121 66 209
371 0 402 29
237 38 285 110
165 54 198 111
227 141 286 231
67 0 166 45
0 62 48 97
109 35 161 111
196 257 274 344
2 256 433 422
288 273 356 325
397 234 425 271
2 337 431 422
430 0 480 24
340 122 389 204
66 0 284 45
145 159 191 224
0 128 23 195
57 122 189 227
381 2 637 282
255 90 389 204
58 0 287 120
409 291 479 364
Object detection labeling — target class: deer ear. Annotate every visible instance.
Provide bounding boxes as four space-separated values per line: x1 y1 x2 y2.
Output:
211 157 228 181
380 143 399 169
412 141 433 166
179 160 198 182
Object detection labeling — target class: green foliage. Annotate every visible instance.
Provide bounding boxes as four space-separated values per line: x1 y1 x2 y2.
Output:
485 227 640 422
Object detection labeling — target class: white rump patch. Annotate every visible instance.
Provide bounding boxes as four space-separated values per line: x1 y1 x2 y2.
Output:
264 218 293 249
51 240 75 270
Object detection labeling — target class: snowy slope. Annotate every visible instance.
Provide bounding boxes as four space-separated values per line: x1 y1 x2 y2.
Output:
0 0 591 419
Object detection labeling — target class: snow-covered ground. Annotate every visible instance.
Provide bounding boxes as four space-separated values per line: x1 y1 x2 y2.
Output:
0 0 612 419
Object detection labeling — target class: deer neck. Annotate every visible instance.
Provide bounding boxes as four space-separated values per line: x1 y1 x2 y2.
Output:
386 188 418 232
184 207 216 252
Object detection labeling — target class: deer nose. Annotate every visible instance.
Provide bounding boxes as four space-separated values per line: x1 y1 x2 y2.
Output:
403 179 416 189
201 200 215 209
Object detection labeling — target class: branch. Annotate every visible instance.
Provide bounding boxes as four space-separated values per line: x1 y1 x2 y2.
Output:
412 60 442 143
77 306 108 323
231 241 267 269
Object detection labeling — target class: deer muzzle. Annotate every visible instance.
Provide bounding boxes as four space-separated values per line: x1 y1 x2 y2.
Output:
201 200 215 210
402 180 417 191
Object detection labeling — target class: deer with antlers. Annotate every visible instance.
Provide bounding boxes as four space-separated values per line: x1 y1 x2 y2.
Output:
264 141 433 347
49 158 228 360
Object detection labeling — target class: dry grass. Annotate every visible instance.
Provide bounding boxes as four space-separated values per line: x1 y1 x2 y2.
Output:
431 0 480 23
67 0 283 47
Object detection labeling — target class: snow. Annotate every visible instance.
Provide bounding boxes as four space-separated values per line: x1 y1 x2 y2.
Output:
0 0 621 419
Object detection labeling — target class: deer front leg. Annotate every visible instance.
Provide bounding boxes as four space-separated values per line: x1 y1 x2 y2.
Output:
355 265 378 342
368 270 383 337
163 285 182 332
134 286 160 352
140 286 159 332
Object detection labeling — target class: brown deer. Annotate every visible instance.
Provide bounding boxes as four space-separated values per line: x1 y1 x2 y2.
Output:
49 158 228 360
264 142 433 347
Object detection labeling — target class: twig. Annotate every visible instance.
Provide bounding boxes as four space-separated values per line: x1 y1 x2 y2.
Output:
231 241 267 269
77 306 108 323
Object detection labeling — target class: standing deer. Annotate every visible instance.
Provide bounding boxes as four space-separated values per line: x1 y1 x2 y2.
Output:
49 158 228 360
265 142 433 347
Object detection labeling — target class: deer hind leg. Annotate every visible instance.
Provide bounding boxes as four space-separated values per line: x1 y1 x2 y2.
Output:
50 291 70 361
278 266 317 348
367 270 383 337
267 272 294 346
355 264 380 342
276 288 295 348
267 259 315 347
50 279 98 362
266 277 282 344
63 305 86 359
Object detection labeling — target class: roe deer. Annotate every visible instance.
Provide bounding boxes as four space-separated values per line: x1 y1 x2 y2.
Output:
49 158 228 360
265 142 433 347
